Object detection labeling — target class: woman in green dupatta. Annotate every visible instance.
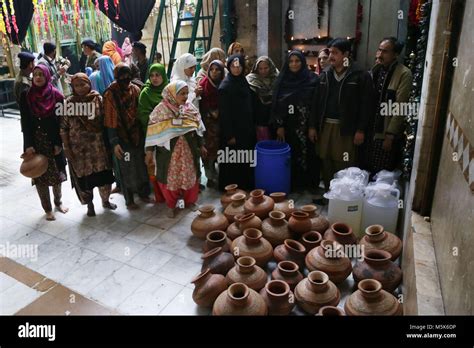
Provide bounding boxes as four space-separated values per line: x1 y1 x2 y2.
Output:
138 64 169 202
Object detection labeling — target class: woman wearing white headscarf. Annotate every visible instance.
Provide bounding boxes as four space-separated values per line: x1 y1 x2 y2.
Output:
170 53 202 109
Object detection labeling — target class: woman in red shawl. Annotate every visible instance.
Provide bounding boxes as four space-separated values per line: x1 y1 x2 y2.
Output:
19 65 69 221
199 60 225 188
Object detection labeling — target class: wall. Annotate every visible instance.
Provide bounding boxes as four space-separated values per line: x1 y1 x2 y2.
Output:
430 0 474 315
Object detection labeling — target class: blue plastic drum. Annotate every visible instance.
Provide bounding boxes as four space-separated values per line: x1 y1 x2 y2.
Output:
255 140 291 194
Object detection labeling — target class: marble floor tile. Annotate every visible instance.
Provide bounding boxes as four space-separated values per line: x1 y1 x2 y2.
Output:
126 246 174 275
102 217 143 237
101 238 147 263
160 286 210 315
124 223 164 245
0 272 18 293
149 230 188 255
77 230 122 254
0 281 42 315
154 255 202 286
23 237 74 271
55 224 101 245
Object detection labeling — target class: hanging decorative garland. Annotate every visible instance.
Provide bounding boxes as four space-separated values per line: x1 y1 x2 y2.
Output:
1 0 11 35
0 8 6 35
8 0 19 40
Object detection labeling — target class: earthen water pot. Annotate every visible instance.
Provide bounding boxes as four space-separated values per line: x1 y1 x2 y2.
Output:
224 193 247 223
261 211 292 247
260 280 295 316
212 282 268 316
201 247 234 276
271 261 303 291
269 192 295 219
230 228 273 268
305 240 352 284
301 204 330 232
191 205 229 239
316 306 346 316
221 184 247 209
359 224 402 261
352 249 402 293
20 153 48 178
226 214 244 240
237 212 262 231
244 189 275 219
273 239 306 269
294 271 341 315
191 268 228 307
203 231 233 253
299 231 322 253
288 211 312 236
226 256 267 291
344 279 402 316
324 222 357 246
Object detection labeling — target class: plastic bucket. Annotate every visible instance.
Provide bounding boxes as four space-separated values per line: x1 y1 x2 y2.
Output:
255 140 291 194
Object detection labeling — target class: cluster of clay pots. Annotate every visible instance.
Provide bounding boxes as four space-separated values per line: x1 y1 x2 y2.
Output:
190 185 404 316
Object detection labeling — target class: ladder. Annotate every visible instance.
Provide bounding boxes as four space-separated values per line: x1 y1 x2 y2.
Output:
148 0 219 78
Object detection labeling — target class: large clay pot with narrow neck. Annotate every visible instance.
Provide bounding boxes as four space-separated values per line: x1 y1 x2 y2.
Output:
201 247 234 276
212 282 268 315
221 184 247 209
224 193 247 223
305 240 352 284
226 214 244 240
261 211 292 247
270 192 295 219
352 249 402 293
231 228 273 267
191 268 228 307
191 205 229 239
344 279 402 316
260 280 295 315
203 231 232 253
299 231 322 253
288 211 312 236
324 222 357 246
237 213 262 231
294 271 341 315
273 239 306 269
20 153 48 178
360 224 402 261
316 306 345 316
226 256 267 291
271 261 304 291
244 189 275 219
301 204 329 232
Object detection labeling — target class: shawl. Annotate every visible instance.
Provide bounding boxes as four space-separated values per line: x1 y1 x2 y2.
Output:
197 48 226 82
27 65 63 118
145 81 202 150
199 60 225 111
138 64 169 133
102 41 122 66
246 56 279 103
90 56 115 95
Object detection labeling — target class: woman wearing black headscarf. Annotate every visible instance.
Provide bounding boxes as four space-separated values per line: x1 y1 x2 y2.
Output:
272 50 320 192
218 54 256 191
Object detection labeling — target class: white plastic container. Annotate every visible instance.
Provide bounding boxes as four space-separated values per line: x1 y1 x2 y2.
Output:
361 183 400 234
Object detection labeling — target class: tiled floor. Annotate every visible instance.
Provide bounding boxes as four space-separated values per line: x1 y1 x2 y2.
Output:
0 117 322 315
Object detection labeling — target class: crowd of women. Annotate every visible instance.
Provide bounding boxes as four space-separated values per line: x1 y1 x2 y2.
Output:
17 36 409 221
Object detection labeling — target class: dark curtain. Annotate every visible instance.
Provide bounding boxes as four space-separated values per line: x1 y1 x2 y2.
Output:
98 0 155 41
1 0 34 44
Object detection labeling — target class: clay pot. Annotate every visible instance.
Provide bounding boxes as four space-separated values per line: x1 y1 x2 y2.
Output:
344 279 402 316
316 306 345 316
301 205 330 232
261 211 292 247
20 153 48 178
305 240 352 284
191 268 228 307
226 214 244 240
273 239 306 269
237 213 262 231
203 231 232 253
299 231 322 253
191 205 229 239
244 189 275 219
269 192 295 219
212 282 268 315
288 211 312 236
271 261 304 291
231 228 273 267
260 280 295 315
352 249 402 293
294 271 341 315
360 224 402 261
324 222 357 246
221 184 247 209
201 247 234 276
226 256 267 291
224 193 247 223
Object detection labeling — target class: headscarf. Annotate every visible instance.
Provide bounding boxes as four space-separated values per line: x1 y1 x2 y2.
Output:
114 63 133 89
145 80 202 149
27 65 63 118
272 50 318 106
91 55 115 95
246 56 279 103
67 73 102 132
227 42 244 56
200 60 225 111
102 41 122 65
138 64 169 133
85 67 93 77
170 53 198 82
200 48 226 72
122 37 133 60
219 54 250 97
